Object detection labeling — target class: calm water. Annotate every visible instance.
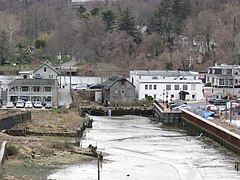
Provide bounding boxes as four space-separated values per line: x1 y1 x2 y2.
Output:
48 115 240 180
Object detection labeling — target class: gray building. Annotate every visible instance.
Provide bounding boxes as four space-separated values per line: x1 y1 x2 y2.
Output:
206 64 240 88
8 62 60 107
102 75 135 105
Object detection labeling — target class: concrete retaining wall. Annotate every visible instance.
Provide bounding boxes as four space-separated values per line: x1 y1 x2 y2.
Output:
81 107 153 117
153 102 240 153
153 101 181 125
0 111 31 131
0 141 7 163
181 109 240 153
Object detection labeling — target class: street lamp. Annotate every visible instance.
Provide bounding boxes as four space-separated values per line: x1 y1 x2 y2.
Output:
166 91 169 103
163 89 165 103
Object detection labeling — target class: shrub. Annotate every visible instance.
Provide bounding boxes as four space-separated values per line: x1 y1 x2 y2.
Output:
7 144 19 156
146 95 153 102
205 82 212 87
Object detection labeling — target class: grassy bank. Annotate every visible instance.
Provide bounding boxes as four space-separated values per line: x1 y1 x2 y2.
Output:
0 108 95 179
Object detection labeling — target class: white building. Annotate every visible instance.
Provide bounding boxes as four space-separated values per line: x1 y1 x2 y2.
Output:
130 70 204 102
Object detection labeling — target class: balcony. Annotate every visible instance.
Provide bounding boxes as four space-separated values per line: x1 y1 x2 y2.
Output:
9 91 53 97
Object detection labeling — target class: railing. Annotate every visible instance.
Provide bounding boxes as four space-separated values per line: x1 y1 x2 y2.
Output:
9 91 53 96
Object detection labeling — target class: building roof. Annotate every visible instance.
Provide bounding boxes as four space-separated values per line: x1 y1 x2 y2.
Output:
33 62 60 75
209 64 240 69
130 70 198 77
8 79 56 86
102 74 127 89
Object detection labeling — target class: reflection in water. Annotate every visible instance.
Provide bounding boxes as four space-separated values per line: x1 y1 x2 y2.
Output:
48 115 240 180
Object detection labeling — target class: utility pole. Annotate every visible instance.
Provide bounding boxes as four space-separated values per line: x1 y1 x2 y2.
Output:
70 65 72 93
232 66 235 96
58 53 62 89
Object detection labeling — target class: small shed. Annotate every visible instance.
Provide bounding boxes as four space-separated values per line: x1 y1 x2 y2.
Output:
102 75 135 105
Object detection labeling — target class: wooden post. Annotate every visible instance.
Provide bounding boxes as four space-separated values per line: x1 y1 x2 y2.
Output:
97 153 100 180
97 152 103 180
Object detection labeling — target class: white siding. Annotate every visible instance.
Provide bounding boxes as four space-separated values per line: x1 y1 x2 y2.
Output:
130 70 204 101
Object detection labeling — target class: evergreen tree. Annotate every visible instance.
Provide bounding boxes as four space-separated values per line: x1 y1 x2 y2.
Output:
118 7 141 43
90 7 100 16
102 10 116 32
150 0 174 41
150 0 190 38
0 31 10 65
173 0 190 33
78 5 86 14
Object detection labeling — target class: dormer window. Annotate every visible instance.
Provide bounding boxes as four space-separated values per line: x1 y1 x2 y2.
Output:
44 67 47 72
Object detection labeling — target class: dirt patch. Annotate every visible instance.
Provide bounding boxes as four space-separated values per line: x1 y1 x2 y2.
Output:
0 109 95 180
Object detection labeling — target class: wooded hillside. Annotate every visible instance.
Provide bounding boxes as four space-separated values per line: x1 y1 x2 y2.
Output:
0 0 240 73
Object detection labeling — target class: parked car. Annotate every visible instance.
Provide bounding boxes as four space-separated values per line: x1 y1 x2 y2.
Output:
45 102 52 109
169 101 187 110
173 104 191 111
6 102 14 108
25 101 33 108
34 101 43 108
90 84 104 89
72 86 87 91
213 99 227 105
16 100 25 108
58 101 65 108
206 104 218 113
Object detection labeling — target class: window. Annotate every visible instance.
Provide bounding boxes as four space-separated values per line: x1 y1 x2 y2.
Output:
174 85 179 90
219 79 224 86
45 87 51 92
154 94 156 99
145 94 148 99
166 85 171 90
33 87 40 92
49 74 53 79
152 76 158 79
154 85 157 90
149 85 152 90
183 85 188 90
145 85 148 90
44 67 47 72
191 84 196 90
22 86 29 91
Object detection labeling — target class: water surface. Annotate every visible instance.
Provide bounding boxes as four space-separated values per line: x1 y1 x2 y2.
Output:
48 115 240 180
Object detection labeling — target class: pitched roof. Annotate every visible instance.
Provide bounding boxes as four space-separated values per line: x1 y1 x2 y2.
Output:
102 74 126 89
8 79 56 86
33 61 60 75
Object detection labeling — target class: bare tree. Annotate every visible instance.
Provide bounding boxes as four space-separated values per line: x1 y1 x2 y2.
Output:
0 12 21 53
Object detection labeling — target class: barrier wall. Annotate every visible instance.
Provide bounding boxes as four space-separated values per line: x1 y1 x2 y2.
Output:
181 109 240 152
0 111 31 131
153 101 240 153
